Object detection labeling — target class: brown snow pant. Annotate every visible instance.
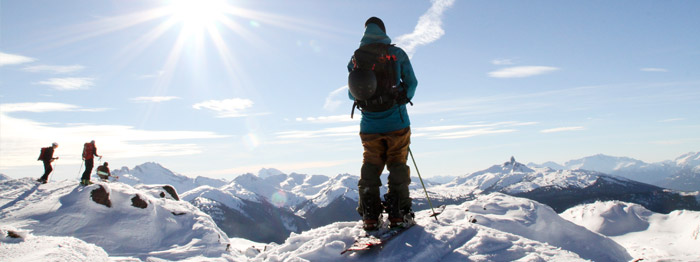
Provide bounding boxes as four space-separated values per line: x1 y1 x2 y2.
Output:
357 127 412 219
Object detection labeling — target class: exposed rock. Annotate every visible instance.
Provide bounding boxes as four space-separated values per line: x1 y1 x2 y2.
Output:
162 185 180 200
90 185 111 208
131 195 148 209
7 230 22 239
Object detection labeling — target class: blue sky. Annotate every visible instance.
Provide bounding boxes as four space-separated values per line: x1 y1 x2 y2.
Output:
1 0 699 181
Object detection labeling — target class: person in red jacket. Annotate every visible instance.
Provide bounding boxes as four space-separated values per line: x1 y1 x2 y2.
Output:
80 140 102 185
36 142 59 184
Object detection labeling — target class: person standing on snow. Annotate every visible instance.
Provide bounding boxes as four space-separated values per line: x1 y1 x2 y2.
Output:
347 17 418 231
80 140 102 185
36 142 59 184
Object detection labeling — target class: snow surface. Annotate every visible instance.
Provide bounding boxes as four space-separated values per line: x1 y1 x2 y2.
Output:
252 193 633 262
561 201 700 261
0 178 236 261
1 225 110 262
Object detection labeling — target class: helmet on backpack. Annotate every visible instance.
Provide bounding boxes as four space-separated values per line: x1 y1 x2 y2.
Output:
348 68 377 100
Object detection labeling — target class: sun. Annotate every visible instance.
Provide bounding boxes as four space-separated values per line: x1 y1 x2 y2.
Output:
167 0 228 32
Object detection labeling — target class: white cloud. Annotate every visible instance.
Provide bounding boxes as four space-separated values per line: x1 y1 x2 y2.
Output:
139 70 166 79
491 59 515 65
23 64 84 74
131 96 181 103
0 102 107 113
0 110 226 168
37 77 95 90
199 159 354 176
414 121 536 140
641 68 668 72
296 114 358 124
430 128 517 139
540 126 585 133
489 66 559 78
659 118 684 123
192 98 254 118
1 102 80 113
395 0 455 58
275 125 358 139
0 52 36 66
324 85 348 111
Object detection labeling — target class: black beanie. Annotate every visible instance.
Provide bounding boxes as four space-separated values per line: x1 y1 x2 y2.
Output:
365 17 386 33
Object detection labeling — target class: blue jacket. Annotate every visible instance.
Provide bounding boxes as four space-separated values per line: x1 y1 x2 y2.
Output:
347 24 418 134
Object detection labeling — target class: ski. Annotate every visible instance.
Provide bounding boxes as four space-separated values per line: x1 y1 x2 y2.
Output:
340 224 414 254
341 205 445 255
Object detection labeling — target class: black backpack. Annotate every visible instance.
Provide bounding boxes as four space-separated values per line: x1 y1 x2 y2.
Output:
349 43 409 118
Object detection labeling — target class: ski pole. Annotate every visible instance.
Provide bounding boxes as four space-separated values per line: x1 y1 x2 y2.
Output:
51 161 57 183
408 147 440 221
77 160 84 180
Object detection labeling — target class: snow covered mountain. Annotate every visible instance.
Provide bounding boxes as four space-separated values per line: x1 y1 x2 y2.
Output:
529 152 700 191
182 185 310 244
561 200 700 261
0 173 9 181
3 175 698 261
112 162 228 193
0 178 232 261
432 157 700 213
106 158 700 246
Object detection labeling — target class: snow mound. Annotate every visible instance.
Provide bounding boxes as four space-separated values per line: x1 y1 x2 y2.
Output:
0 178 232 261
559 200 653 236
461 193 631 262
561 201 700 261
1 225 109 262
254 193 635 262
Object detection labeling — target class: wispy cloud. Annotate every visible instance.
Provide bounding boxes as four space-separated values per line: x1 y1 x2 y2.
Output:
489 66 559 78
275 125 357 139
0 52 36 66
395 0 455 58
139 70 166 79
414 121 536 139
200 159 355 176
491 59 515 65
0 102 108 113
131 96 181 103
540 126 585 133
23 64 84 74
0 109 226 168
324 85 348 111
293 115 358 124
641 68 668 72
659 118 684 123
192 98 254 118
37 77 95 90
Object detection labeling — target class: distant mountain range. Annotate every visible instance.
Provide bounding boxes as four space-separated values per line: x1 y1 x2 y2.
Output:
528 152 700 191
106 152 700 243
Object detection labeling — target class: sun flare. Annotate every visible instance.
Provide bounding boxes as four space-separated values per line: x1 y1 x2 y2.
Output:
167 0 228 32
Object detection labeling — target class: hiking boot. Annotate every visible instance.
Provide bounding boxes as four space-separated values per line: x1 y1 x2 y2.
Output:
36 178 47 184
389 210 415 228
362 215 383 231
80 179 93 186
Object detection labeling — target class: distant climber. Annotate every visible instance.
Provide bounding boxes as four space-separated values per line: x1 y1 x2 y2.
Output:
36 142 59 184
96 162 115 181
81 140 102 186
